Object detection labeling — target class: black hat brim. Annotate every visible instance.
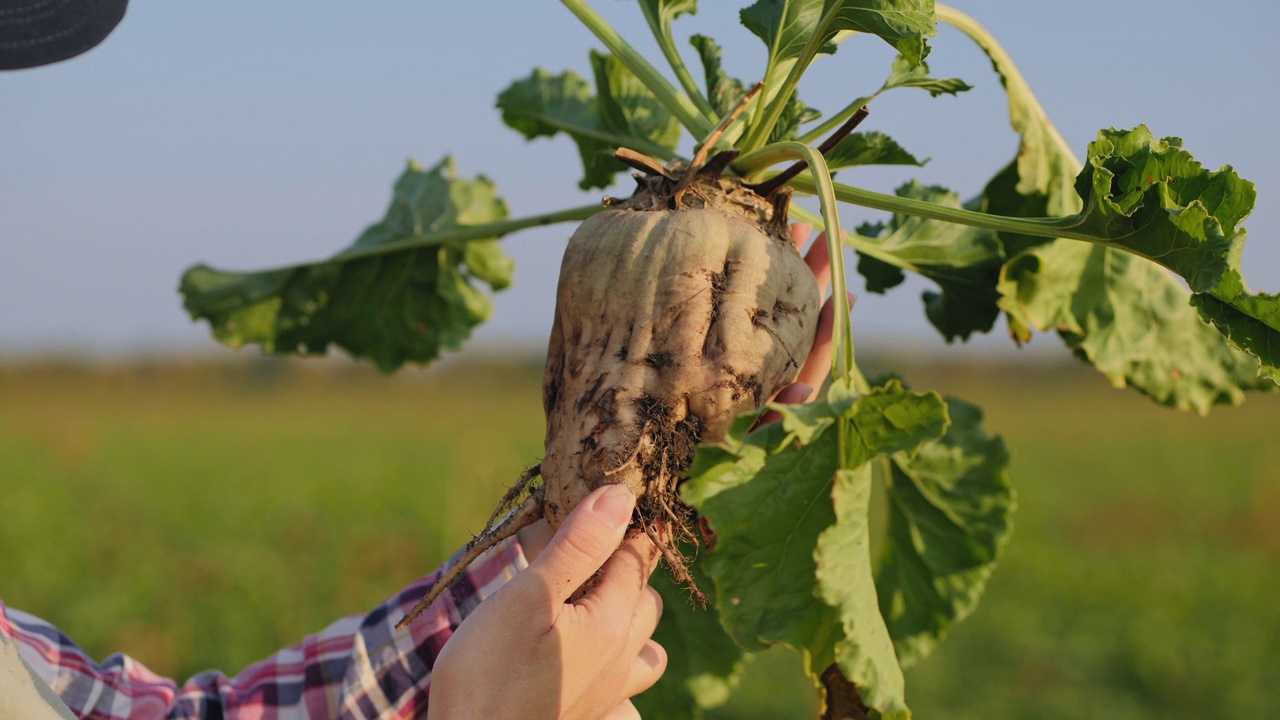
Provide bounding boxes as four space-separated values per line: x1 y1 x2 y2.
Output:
0 0 129 70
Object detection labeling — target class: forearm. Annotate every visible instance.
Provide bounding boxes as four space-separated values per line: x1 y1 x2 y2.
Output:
1 536 528 719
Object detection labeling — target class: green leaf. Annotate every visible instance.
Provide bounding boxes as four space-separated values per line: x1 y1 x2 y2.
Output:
874 396 1014 668
739 0 833 66
768 94 822 144
180 157 512 372
639 0 697 24
689 34 747 119
695 21 822 146
792 54 968 151
854 181 1004 341
1057 127 1280 382
881 54 971 96
496 59 680 191
1193 272 1280 383
683 381 947 718
821 0 936 67
591 50 683 156
998 241 1270 413
978 160 1052 258
1071 126 1245 293
496 68 618 190
941 8 1277 405
634 551 746 720
738 0 936 153
682 417 839 658
638 0 717 124
824 132 925 172
739 1 934 72
815 466 908 719
1065 127 1278 385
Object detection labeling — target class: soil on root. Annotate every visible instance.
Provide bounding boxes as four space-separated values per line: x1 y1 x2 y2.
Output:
628 393 707 605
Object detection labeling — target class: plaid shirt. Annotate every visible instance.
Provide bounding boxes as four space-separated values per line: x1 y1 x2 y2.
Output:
1 537 528 719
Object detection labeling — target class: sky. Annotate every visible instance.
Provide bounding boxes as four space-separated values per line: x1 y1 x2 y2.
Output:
2 0 1277 363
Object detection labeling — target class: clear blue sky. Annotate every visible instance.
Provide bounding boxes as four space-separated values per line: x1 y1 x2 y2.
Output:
2 1 1277 361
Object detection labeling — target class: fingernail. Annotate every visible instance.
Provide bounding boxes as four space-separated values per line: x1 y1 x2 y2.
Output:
847 292 857 312
591 484 636 529
794 382 814 400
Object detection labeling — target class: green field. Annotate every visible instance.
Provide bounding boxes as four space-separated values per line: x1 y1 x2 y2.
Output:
1 355 1277 718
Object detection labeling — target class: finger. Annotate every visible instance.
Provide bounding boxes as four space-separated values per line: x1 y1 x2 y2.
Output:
794 292 855 393
517 484 636 609
622 640 668 698
804 231 833 297
603 700 642 720
579 531 660 617
514 517 553 563
772 382 814 405
789 222 812 251
629 586 663 649
756 382 813 427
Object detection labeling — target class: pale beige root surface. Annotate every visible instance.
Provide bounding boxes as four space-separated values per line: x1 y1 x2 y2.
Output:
541 206 820 530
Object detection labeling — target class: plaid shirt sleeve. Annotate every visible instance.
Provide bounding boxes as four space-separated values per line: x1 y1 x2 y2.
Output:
1 536 528 720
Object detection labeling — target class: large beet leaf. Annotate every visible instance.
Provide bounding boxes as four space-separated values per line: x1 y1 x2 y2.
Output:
179 157 514 372
873 395 1013 668
740 0 935 68
879 8 1280 411
683 380 949 718
497 52 681 190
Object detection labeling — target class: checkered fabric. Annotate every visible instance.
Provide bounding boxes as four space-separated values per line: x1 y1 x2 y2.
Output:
1 537 527 719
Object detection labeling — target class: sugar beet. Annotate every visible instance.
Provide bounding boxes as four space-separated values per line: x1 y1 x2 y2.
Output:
397 154 819 628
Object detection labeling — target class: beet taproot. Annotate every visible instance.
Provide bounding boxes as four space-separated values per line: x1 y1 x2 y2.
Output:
397 153 820 628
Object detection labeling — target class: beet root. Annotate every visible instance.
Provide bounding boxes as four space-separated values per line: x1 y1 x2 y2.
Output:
540 161 820 590
398 155 819 628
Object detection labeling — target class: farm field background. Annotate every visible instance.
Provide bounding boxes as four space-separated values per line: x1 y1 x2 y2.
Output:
1 354 1277 719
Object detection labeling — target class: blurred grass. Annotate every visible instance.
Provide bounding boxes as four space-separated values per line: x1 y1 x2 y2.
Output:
1 354 1276 718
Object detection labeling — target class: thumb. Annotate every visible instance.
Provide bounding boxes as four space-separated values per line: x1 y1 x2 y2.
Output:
523 484 635 605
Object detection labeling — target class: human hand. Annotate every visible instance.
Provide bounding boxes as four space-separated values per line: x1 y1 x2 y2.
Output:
429 484 665 720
